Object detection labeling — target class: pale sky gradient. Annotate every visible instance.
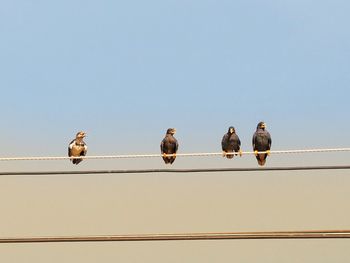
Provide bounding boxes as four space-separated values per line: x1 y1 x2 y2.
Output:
1 0 350 262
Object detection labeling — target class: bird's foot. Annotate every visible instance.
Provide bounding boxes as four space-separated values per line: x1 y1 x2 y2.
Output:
239 150 242 157
222 151 227 157
254 150 258 156
266 150 271 156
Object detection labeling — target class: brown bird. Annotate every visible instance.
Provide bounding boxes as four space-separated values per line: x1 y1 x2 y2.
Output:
252 122 272 166
160 128 179 164
68 131 87 165
221 126 242 159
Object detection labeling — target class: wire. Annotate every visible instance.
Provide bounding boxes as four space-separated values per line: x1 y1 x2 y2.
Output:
1 230 350 243
1 165 350 176
0 147 349 162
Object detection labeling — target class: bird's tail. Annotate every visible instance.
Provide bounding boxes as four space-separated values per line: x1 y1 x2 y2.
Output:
72 158 83 165
226 153 234 159
162 157 170 164
257 154 267 166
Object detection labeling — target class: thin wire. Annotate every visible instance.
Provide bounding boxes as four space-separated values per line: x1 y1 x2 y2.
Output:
0 147 349 162
1 165 350 176
1 230 350 243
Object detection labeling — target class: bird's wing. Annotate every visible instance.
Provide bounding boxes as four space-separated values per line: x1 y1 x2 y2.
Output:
237 135 241 147
68 139 75 157
68 139 75 149
174 138 179 152
221 134 228 151
160 138 166 153
83 142 88 155
252 132 257 149
267 131 272 148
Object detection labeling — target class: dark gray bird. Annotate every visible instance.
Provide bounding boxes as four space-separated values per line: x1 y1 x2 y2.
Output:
221 126 242 159
252 122 271 166
160 128 178 164
68 131 87 165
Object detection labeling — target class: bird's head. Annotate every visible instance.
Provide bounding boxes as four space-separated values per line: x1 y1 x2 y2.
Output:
257 122 266 130
166 128 176 135
76 131 86 139
228 126 235 134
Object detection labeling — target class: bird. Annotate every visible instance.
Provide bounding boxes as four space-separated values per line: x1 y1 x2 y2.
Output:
252 122 271 166
221 126 242 159
160 128 178 164
68 131 87 165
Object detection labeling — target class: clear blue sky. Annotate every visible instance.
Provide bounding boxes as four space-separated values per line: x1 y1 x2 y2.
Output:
1 0 349 156
1 1 350 262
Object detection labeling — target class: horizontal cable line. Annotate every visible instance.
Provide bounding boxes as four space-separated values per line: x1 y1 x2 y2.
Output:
1 165 350 176
1 230 350 243
0 147 349 162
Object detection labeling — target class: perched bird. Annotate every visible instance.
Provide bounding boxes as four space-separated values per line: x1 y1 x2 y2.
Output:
160 128 179 164
221 126 242 159
68 131 87 165
252 122 272 166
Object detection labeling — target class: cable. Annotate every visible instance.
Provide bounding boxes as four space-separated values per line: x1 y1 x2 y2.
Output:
1 230 350 243
1 165 350 176
0 147 349 162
